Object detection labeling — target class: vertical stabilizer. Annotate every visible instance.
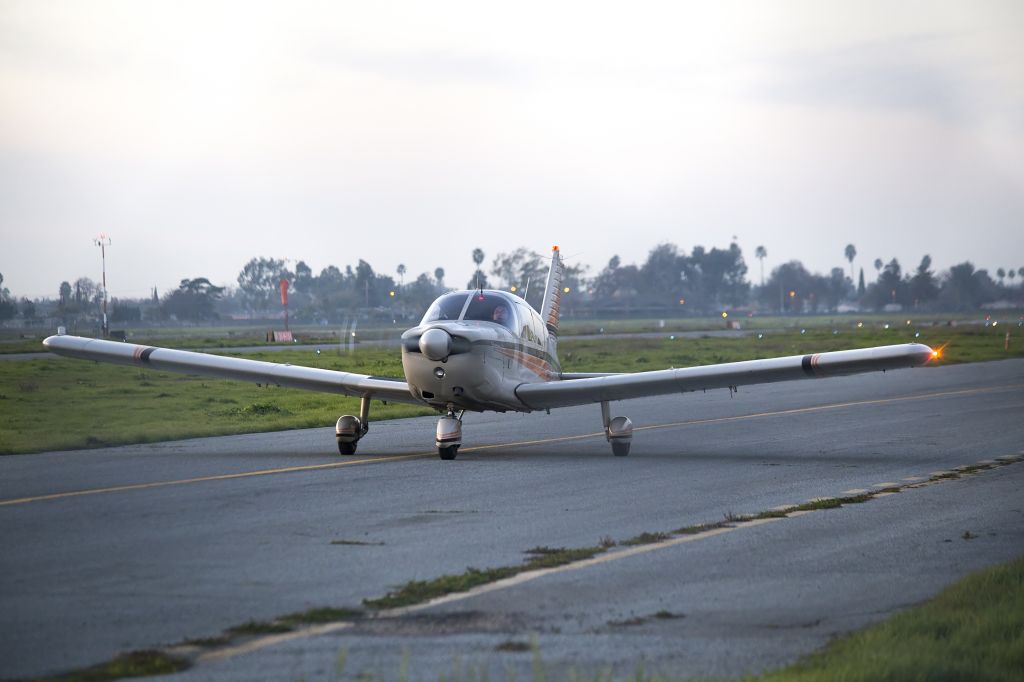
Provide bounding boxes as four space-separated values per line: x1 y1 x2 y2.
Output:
540 246 564 361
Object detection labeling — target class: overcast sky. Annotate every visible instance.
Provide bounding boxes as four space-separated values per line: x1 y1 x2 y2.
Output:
1 0 1022 299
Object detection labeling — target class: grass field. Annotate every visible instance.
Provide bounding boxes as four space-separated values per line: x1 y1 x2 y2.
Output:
1 324 1021 455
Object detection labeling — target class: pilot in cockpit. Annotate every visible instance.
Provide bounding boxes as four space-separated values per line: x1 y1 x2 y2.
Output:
491 304 509 325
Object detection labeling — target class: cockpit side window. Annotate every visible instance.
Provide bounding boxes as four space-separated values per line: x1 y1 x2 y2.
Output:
464 294 516 331
421 293 469 324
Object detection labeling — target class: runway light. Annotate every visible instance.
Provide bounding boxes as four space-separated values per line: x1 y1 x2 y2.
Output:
389 291 395 297
510 286 517 292
884 324 890 329
351 332 356 337
800 329 806 334
721 312 728 318
757 333 763 339
906 320 911 325
857 322 863 328
789 290 796 298
915 332 920 338
563 287 571 293
992 321 998 327
678 298 685 305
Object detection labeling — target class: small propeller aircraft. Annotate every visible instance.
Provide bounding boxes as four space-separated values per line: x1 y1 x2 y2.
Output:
44 247 937 459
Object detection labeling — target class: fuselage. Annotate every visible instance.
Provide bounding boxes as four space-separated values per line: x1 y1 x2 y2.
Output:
400 290 560 412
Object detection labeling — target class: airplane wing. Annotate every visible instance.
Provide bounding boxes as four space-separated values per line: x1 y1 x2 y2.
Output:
43 335 420 405
517 343 935 410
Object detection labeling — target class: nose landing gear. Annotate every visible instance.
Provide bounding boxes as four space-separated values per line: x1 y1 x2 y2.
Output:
336 396 371 455
436 405 464 460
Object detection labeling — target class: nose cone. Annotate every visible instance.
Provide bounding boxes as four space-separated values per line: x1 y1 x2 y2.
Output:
419 328 452 361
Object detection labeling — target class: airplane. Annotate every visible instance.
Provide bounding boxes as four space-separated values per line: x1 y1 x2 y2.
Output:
43 247 938 459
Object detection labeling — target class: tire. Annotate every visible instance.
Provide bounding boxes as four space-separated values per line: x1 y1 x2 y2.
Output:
610 439 631 457
338 441 357 456
438 445 458 460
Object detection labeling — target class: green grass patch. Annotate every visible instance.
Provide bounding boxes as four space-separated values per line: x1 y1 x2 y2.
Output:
0 347 433 455
29 649 188 681
3 323 1021 455
755 555 1024 682
224 620 293 635
278 606 363 626
365 546 606 610
559 323 1024 373
622 531 673 546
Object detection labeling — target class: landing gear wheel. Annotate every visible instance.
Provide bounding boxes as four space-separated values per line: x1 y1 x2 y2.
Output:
438 445 458 460
338 441 357 455
610 440 631 457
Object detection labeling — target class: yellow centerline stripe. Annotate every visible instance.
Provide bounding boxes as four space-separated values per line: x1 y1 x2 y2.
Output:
2 382 1020 508
0 453 431 507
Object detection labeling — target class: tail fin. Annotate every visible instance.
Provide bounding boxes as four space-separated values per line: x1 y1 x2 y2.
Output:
540 245 564 360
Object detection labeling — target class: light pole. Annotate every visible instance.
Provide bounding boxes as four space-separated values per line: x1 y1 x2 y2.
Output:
94 233 111 336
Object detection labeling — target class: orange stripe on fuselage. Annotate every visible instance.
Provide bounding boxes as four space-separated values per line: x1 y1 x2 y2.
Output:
496 347 554 380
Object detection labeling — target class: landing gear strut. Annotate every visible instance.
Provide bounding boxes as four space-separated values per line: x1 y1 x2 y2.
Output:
336 396 371 455
436 405 464 460
601 401 633 456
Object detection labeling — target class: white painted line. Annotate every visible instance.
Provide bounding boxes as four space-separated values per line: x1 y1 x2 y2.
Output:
901 476 924 482
769 504 794 512
872 482 898 488
842 489 869 495
873 492 897 498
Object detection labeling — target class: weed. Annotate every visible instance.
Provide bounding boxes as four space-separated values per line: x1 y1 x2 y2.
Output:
495 640 532 652
226 620 293 635
279 606 363 625
622 531 672 546
38 649 188 681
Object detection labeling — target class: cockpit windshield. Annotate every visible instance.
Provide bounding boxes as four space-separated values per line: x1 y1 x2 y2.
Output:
421 293 468 325
464 293 517 331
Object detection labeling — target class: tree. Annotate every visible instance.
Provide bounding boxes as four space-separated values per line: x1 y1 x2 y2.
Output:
857 268 866 296
939 262 995 311
755 245 767 285
396 264 406 286
909 255 938 308
825 268 851 311
73 277 97 306
844 244 857 280
0 272 8 301
434 267 446 290
759 261 822 313
59 281 72 306
237 258 293 313
996 268 1006 285
466 247 489 289
1009 270 1017 286
162 277 225 320
873 258 883 280
20 297 36 320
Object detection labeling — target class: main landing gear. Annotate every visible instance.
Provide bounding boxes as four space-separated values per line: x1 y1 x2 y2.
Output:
336 396 371 455
601 401 633 456
436 405 464 460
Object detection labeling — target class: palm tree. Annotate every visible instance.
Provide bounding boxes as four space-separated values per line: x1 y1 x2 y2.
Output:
434 267 445 290
844 244 856 280
754 245 767 286
472 248 485 267
996 268 1006 285
1008 270 1016 286
874 258 883 280
396 263 406 286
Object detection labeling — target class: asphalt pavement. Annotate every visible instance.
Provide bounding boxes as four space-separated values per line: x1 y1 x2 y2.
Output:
1 359 1022 680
